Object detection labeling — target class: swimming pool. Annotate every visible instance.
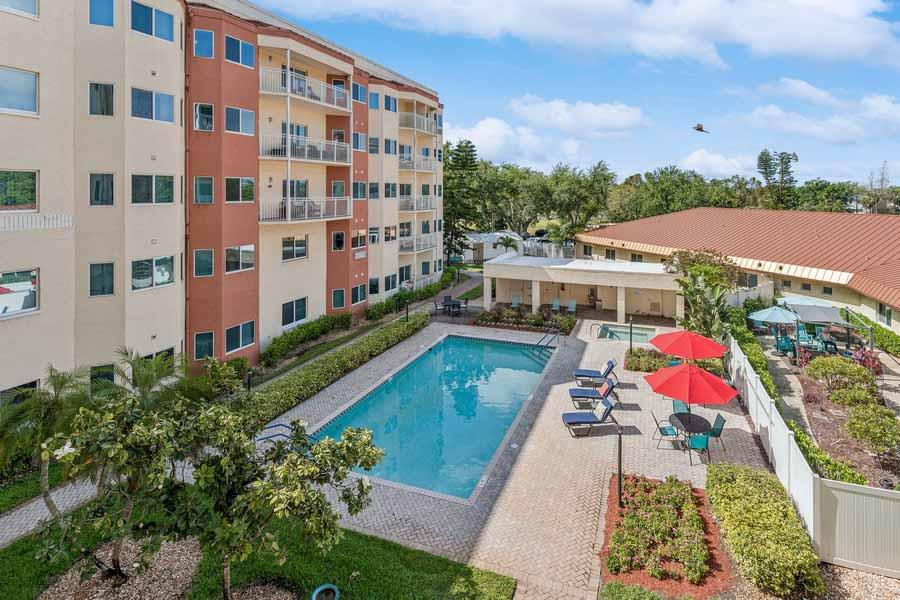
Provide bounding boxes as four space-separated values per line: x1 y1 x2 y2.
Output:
597 324 656 343
314 335 550 499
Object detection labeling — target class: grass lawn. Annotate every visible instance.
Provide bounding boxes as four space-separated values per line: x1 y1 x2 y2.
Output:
0 462 65 515
188 521 516 600
458 284 483 301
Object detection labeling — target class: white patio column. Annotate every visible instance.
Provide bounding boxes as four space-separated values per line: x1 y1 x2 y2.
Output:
484 276 493 311
531 280 541 313
617 286 626 323
675 294 685 321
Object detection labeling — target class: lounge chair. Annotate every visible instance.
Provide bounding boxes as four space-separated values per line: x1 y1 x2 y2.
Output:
798 327 813 347
673 399 689 414
569 377 618 409
551 298 560 312
511 294 521 309
708 414 726 450
652 411 681 449
566 299 577 315
562 399 617 437
688 433 710 465
573 359 617 387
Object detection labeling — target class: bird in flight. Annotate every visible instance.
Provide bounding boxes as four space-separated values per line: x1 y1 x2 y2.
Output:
693 123 710 133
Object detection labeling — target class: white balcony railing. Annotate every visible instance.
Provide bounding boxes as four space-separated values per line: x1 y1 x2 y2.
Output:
399 233 437 253
414 274 438 290
399 112 437 134
259 196 351 223
259 68 350 111
398 195 434 211
399 155 437 172
260 134 351 165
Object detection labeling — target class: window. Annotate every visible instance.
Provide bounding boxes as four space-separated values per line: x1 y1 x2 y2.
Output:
437 219 442 232
351 283 367 305
398 265 411 284
437 148 444 162
352 82 367 103
384 273 397 292
193 249 213 277
194 331 214 360
436 259 443 272
194 29 214 58
282 297 308 328
368 136 379 154
89 263 114 296
351 229 366 249
225 320 255 353
437 184 443 197
369 277 379 295
225 35 255 68
384 225 397 242
225 245 255 273
332 288 345 309
0 380 38 405
604 248 616 260
90 365 115 391
131 2 173 41
383 139 397 155
399 222 412 238
194 176 213 204
225 177 254 203
352 132 367 151
131 256 173 290
0 170 38 210
630 253 643 263
421 220 430 234
331 129 345 143
89 173 113 206
131 88 174 122
194 103 213 130
782 279 792 289
420 184 429 197
0 269 38 318
384 183 397 198
368 183 379 199
878 302 893 327
583 245 592 257
282 236 307 261
399 183 411 197
225 107 254 135
332 231 345 252
421 261 430 276
823 286 833 295
331 180 345 197
89 83 114 116
801 282 812 291
368 227 380 244
2 0 37 18
369 91 379 110
132 174 174 204
352 181 366 199
384 94 397 112
0 66 38 114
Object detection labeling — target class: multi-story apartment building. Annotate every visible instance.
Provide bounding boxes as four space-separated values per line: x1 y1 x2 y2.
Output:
0 0 442 399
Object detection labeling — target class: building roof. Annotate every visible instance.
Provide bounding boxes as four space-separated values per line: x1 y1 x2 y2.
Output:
576 207 900 308
488 253 670 276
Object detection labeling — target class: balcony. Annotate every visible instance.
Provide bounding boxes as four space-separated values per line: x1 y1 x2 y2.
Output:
399 112 437 134
398 195 434 211
259 68 350 112
259 197 351 224
399 155 437 173
414 274 438 290
260 134 351 165
398 233 437 253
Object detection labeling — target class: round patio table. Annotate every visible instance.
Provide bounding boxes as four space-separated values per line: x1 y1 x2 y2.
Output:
669 413 712 435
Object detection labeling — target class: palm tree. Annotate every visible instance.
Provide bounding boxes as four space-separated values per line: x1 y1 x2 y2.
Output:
676 272 730 340
497 235 519 253
0 366 88 523
112 346 175 410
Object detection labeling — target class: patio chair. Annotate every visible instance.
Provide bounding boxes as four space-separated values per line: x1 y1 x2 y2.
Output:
775 336 795 356
651 411 682 449
569 376 618 409
688 433 710 465
511 294 522 309
667 359 682 367
551 298 560 312
672 399 689 414
798 327 813 346
443 295 453 306
562 399 617 437
566 299 577 315
432 300 443 314
708 414 726 450
573 359 617 387
460 299 469 312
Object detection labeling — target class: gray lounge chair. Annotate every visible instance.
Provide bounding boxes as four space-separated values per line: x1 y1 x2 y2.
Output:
562 399 617 437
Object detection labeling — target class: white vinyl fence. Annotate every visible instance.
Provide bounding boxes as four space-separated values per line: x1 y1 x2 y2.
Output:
725 281 775 307
727 337 900 579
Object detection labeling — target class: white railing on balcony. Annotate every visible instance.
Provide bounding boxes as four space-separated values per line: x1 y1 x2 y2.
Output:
399 155 436 172
399 112 437 134
259 196 351 223
398 195 435 211
260 134 351 164
398 236 415 253
259 68 350 111
414 274 438 290
417 233 437 251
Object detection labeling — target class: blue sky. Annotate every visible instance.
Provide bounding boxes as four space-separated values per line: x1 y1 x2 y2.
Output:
255 0 900 183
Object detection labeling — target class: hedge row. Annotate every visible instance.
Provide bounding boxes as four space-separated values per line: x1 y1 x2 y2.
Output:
728 308 780 402
786 421 867 485
707 465 824 598
241 312 429 429
365 268 458 321
845 310 900 356
259 313 353 367
624 347 724 376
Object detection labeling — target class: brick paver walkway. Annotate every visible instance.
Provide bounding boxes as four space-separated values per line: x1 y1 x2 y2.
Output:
0 478 96 549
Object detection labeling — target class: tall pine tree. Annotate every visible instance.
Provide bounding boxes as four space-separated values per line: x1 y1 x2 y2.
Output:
442 140 479 263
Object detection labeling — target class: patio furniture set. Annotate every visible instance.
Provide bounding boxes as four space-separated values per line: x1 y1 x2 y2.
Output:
511 295 577 315
433 295 469 317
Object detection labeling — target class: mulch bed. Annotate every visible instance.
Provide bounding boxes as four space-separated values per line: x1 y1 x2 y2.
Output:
599 475 734 600
798 374 899 486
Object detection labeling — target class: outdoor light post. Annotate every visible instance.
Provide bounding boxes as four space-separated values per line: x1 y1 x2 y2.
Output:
629 316 634 353
617 425 624 509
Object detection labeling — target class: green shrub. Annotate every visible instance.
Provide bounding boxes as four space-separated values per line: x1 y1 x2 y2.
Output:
786 421 867 485
259 313 353 367
829 386 876 406
225 356 250 381
729 309 780 401
365 299 395 321
847 403 900 456
806 356 875 395
743 296 771 315
474 307 576 334
624 347 724 376
845 310 900 357
240 313 429 429
706 465 824 597
599 582 663 600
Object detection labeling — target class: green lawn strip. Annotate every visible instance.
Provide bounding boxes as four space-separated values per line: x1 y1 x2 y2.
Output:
458 284 483 301
0 462 66 515
188 520 516 600
599 582 663 600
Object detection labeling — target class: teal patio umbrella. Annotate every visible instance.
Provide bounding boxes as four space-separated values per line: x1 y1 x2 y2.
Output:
748 306 798 324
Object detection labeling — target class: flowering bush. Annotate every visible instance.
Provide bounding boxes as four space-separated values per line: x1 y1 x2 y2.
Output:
852 348 883 376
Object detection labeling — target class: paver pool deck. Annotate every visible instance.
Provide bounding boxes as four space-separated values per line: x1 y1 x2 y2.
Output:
267 319 769 599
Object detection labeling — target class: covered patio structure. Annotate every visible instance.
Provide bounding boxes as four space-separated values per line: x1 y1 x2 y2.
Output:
483 253 683 324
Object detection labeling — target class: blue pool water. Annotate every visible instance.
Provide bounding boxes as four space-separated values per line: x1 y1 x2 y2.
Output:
315 336 549 498
598 324 656 343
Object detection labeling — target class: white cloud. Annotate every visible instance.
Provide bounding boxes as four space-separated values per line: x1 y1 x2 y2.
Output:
257 0 900 68
759 78 842 107
443 117 580 171
747 105 866 144
678 149 755 178
858 94 900 126
508 94 645 137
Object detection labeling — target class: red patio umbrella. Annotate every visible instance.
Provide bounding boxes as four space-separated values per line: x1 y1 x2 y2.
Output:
644 363 737 407
650 330 727 360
